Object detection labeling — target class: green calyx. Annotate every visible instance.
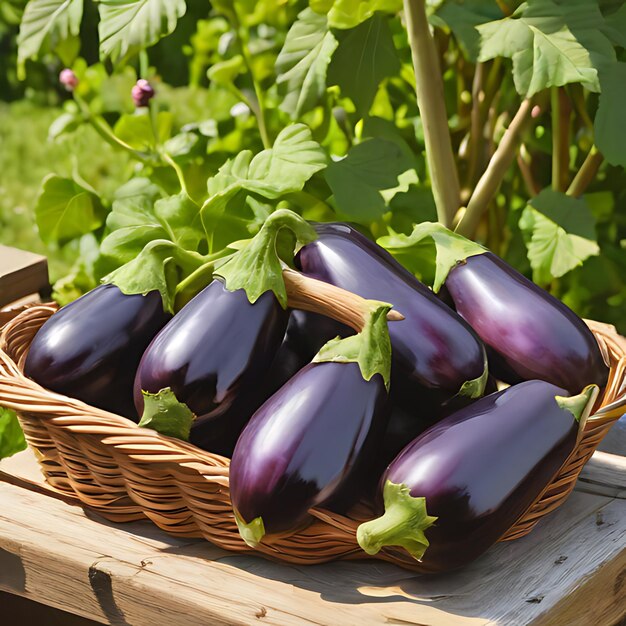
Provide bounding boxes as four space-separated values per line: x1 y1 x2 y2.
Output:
234 510 266 548
555 384 599 433
313 301 393 390
377 222 486 293
456 349 489 400
103 239 208 314
138 387 195 441
356 480 437 561
215 208 317 308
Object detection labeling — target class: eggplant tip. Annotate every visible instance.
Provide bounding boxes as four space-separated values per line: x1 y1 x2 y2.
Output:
356 481 436 562
234 511 266 548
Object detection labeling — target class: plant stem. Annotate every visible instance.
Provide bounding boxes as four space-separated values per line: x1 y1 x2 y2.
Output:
403 0 460 227
517 144 539 197
567 147 603 198
231 7 271 149
161 150 190 197
466 62 485 188
283 269 404 332
551 87 571 192
139 50 149 79
74 94 152 163
456 98 533 238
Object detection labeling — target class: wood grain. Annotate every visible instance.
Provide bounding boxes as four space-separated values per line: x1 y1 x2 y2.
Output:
0 449 625 626
0 245 49 308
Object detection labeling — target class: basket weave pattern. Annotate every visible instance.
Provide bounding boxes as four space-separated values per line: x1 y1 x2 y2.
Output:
0 305 624 569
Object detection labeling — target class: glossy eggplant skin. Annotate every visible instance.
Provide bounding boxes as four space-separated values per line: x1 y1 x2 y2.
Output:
24 284 170 418
134 279 288 453
445 252 608 393
295 223 486 403
230 362 388 537
381 380 578 573
286 309 354 361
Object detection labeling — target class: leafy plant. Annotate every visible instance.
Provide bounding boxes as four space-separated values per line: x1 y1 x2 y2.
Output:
7 0 626 334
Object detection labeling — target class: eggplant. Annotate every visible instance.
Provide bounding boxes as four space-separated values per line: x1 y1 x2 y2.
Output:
357 380 597 573
24 284 170 417
445 252 609 393
230 362 388 545
295 223 487 406
134 279 288 452
286 309 354 361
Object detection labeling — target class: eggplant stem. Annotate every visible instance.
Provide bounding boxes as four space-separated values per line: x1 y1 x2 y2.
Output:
357 480 437 561
555 384 599 444
282 269 404 332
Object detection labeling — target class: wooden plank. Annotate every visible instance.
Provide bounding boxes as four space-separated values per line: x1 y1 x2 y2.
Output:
0 245 49 307
0 449 625 626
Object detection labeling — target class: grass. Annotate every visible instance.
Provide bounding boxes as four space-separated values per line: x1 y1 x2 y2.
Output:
0 100 131 281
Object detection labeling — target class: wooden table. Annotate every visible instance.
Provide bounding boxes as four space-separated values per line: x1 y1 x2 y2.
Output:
0 447 624 626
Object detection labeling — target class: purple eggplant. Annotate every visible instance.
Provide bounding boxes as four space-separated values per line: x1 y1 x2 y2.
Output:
286 309 354 361
296 223 487 405
24 284 170 417
445 252 608 393
134 279 288 452
230 362 388 545
357 380 597 573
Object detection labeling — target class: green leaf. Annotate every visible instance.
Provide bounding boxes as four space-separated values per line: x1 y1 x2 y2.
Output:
519 189 600 285
276 8 338 119
48 110 82 141
326 0 402 29
377 222 485 292
138 388 194 441
98 0 186 64
328 15 399 116
207 55 245 85
246 124 328 198
101 191 203 268
477 0 615 96
595 62 626 168
431 0 503 61
215 209 318 308
325 138 418 224
313 302 393 389
35 174 104 245
202 125 327 251
17 0 83 78
114 110 173 150
0 408 27 460
601 4 626 48
104 239 204 313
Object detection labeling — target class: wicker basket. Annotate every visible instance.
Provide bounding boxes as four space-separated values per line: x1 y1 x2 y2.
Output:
0 304 624 570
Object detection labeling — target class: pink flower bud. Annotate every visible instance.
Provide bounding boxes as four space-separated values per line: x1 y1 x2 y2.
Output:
132 79 155 108
59 69 79 91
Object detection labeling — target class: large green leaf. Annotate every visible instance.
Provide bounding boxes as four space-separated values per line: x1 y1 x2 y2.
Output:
595 62 626 168
325 0 402 29
519 189 600 285
0 408 27 460
202 125 327 251
328 15 399 116
431 0 503 61
325 138 418 224
17 0 83 77
35 175 104 245
98 0 187 63
276 8 338 119
101 192 203 267
477 0 615 96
